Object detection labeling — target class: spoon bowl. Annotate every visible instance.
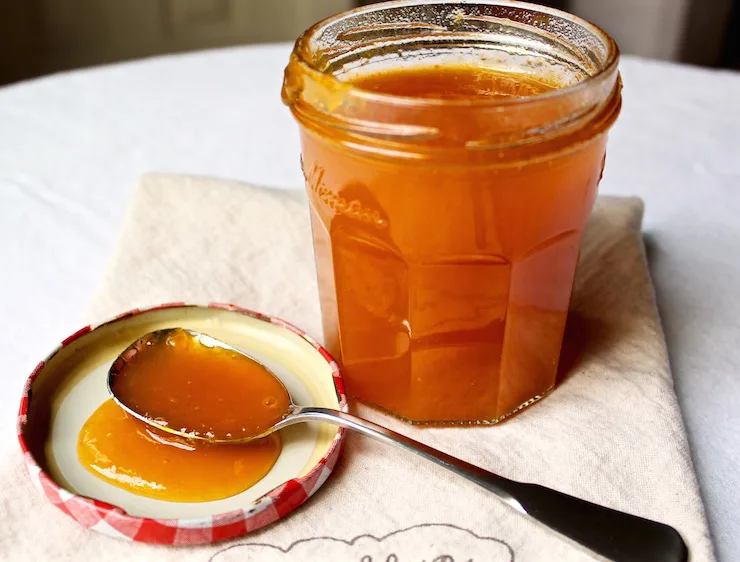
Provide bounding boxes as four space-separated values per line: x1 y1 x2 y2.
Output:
108 328 688 562
108 328 298 444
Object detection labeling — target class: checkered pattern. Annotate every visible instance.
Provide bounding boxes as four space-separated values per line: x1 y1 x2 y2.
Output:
17 303 348 545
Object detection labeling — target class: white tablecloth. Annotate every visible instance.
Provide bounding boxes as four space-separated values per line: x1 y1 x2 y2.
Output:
1 44 738 560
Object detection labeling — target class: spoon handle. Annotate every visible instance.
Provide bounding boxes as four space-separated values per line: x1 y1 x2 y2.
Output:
285 406 688 562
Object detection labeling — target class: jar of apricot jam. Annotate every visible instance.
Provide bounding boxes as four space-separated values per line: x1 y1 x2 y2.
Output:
283 0 621 424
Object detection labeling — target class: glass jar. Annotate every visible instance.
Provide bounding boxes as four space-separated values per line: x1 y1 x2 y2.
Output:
283 0 621 424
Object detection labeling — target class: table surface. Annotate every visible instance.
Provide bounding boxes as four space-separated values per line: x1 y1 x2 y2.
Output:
1 44 738 560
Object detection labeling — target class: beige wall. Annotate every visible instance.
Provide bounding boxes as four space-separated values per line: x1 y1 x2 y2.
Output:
570 0 691 61
1 0 732 84
0 0 354 83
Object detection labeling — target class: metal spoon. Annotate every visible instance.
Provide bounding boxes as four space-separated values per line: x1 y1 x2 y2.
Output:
109 328 688 562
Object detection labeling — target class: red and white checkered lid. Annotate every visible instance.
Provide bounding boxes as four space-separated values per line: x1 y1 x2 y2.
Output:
17 303 348 545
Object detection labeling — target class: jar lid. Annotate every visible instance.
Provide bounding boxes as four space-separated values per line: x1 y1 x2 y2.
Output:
17 303 347 544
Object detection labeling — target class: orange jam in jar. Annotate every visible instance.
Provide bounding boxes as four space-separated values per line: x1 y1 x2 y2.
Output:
283 1 621 423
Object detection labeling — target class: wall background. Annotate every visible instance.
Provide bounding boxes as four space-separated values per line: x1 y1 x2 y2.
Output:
1 0 738 85
0 0 354 84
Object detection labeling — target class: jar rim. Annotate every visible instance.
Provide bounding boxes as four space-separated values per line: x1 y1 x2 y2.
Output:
292 0 620 108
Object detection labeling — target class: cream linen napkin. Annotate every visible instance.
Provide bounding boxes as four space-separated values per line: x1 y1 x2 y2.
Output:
2 174 714 561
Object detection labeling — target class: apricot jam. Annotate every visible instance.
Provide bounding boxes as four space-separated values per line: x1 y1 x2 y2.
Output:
284 2 621 424
297 66 611 424
109 329 291 440
77 400 281 502
78 329 290 501
350 66 557 100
